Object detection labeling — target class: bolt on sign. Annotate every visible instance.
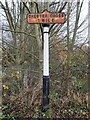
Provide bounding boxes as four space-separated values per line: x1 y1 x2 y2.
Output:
27 10 66 24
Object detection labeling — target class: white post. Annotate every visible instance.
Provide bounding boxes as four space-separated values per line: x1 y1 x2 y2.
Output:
43 26 49 76
42 24 49 111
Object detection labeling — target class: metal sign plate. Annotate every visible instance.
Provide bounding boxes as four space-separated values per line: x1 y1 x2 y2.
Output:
27 10 66 24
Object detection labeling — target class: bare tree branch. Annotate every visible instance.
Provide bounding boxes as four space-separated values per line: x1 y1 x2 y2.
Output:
23 2 31 13
49 2 67 32
1 29 36 38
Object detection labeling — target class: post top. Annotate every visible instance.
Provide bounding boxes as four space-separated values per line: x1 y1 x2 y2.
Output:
42 24 50 27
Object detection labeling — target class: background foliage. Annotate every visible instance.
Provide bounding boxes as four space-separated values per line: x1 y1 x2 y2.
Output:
0 0 89 119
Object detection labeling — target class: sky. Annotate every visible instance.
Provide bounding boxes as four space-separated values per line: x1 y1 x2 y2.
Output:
0 0 88 17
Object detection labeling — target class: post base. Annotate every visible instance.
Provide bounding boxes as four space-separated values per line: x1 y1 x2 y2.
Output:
41 105 49 112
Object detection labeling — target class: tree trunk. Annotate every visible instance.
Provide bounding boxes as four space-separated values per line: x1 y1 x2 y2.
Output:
88 0 90 109
35 24 43 88
66 2 71 94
